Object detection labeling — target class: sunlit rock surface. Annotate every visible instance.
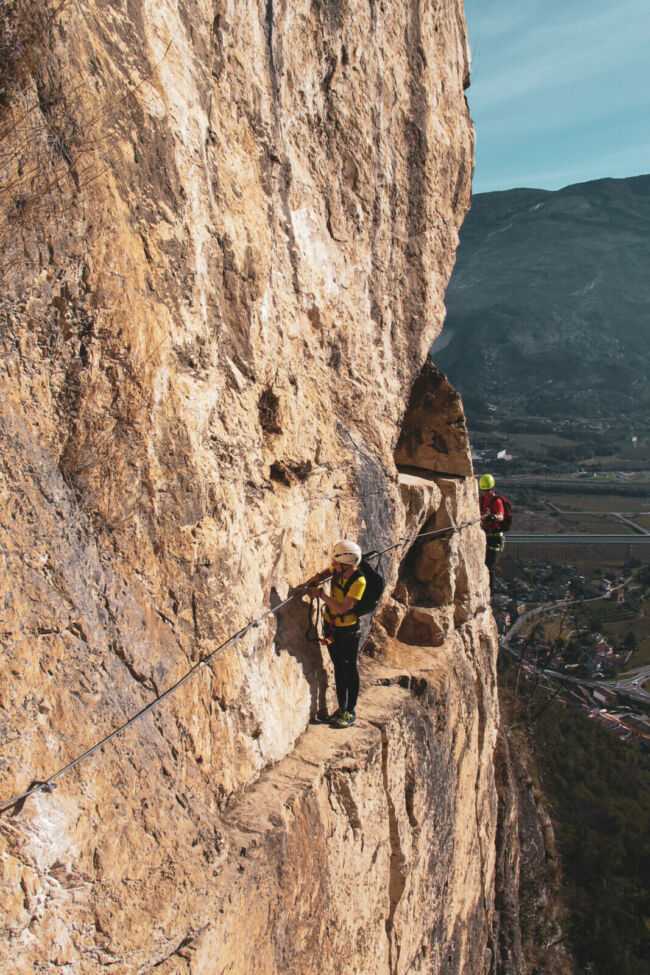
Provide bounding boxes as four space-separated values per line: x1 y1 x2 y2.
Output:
0 1 511 972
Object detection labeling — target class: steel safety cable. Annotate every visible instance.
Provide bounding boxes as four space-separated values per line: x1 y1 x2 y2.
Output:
367 516 483 562
0 516 483 814
0 589 303 814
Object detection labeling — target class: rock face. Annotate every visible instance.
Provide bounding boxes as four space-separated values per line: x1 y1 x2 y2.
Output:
492 726 576 975
394 359 473 477
0 2 507 972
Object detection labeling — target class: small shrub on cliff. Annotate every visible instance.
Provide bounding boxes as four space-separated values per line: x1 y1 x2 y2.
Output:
258 387 282 435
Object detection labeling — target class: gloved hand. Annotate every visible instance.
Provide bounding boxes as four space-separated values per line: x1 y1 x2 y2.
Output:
308 586 322 600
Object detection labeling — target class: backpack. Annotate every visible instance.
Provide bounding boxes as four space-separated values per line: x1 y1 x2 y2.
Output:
494 493 512 532
342 555 385 617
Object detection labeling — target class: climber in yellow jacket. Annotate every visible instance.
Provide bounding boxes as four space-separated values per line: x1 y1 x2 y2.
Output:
306 539 367 728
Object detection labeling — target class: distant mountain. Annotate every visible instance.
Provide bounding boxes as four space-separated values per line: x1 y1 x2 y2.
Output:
434 175 650 428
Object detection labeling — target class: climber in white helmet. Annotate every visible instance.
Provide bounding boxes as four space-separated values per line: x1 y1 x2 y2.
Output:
305 539 366 728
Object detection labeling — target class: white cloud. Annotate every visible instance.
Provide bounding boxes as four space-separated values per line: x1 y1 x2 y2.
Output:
464 0 650 191
467 0 650 110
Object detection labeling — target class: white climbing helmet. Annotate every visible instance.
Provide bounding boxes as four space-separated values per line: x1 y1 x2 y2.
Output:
333 539 362 567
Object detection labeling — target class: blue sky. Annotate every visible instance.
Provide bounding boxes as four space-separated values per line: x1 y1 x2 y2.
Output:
463 0 650 193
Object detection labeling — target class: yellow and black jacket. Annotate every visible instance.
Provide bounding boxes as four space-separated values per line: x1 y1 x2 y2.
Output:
323 567 367 629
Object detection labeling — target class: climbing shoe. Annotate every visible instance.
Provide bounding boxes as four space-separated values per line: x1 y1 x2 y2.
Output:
334 710 356 728
328 708 344 724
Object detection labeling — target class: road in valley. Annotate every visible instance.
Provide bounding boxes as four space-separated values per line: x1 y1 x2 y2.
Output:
500 582 650 704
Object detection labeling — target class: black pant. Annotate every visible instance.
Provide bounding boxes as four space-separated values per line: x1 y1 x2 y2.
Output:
326 626 360 714
485 532 504 592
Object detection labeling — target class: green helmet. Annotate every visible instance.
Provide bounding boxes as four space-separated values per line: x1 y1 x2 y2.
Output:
479 473 495 491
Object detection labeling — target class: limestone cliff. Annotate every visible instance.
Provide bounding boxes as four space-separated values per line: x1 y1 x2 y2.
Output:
0 2 503 972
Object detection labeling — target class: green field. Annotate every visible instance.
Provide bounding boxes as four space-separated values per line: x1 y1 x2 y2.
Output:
544 493 650 513
544 513 637 534
507 541 650 564
581 437 650 467
606 594 650 667
518 616 566 643
501 479 650 546
514 509 646 537
507 432 578 449
470 414 650 475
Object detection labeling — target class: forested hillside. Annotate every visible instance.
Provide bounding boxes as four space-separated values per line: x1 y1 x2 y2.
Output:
435 175 650 432
501 665 650 975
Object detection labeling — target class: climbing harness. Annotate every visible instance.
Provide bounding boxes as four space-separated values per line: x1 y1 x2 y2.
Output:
0 515 482 815
304 548 384 642
305 583 327 644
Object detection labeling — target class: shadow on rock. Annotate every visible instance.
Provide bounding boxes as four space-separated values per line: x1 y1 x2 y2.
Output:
271 588 330 720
